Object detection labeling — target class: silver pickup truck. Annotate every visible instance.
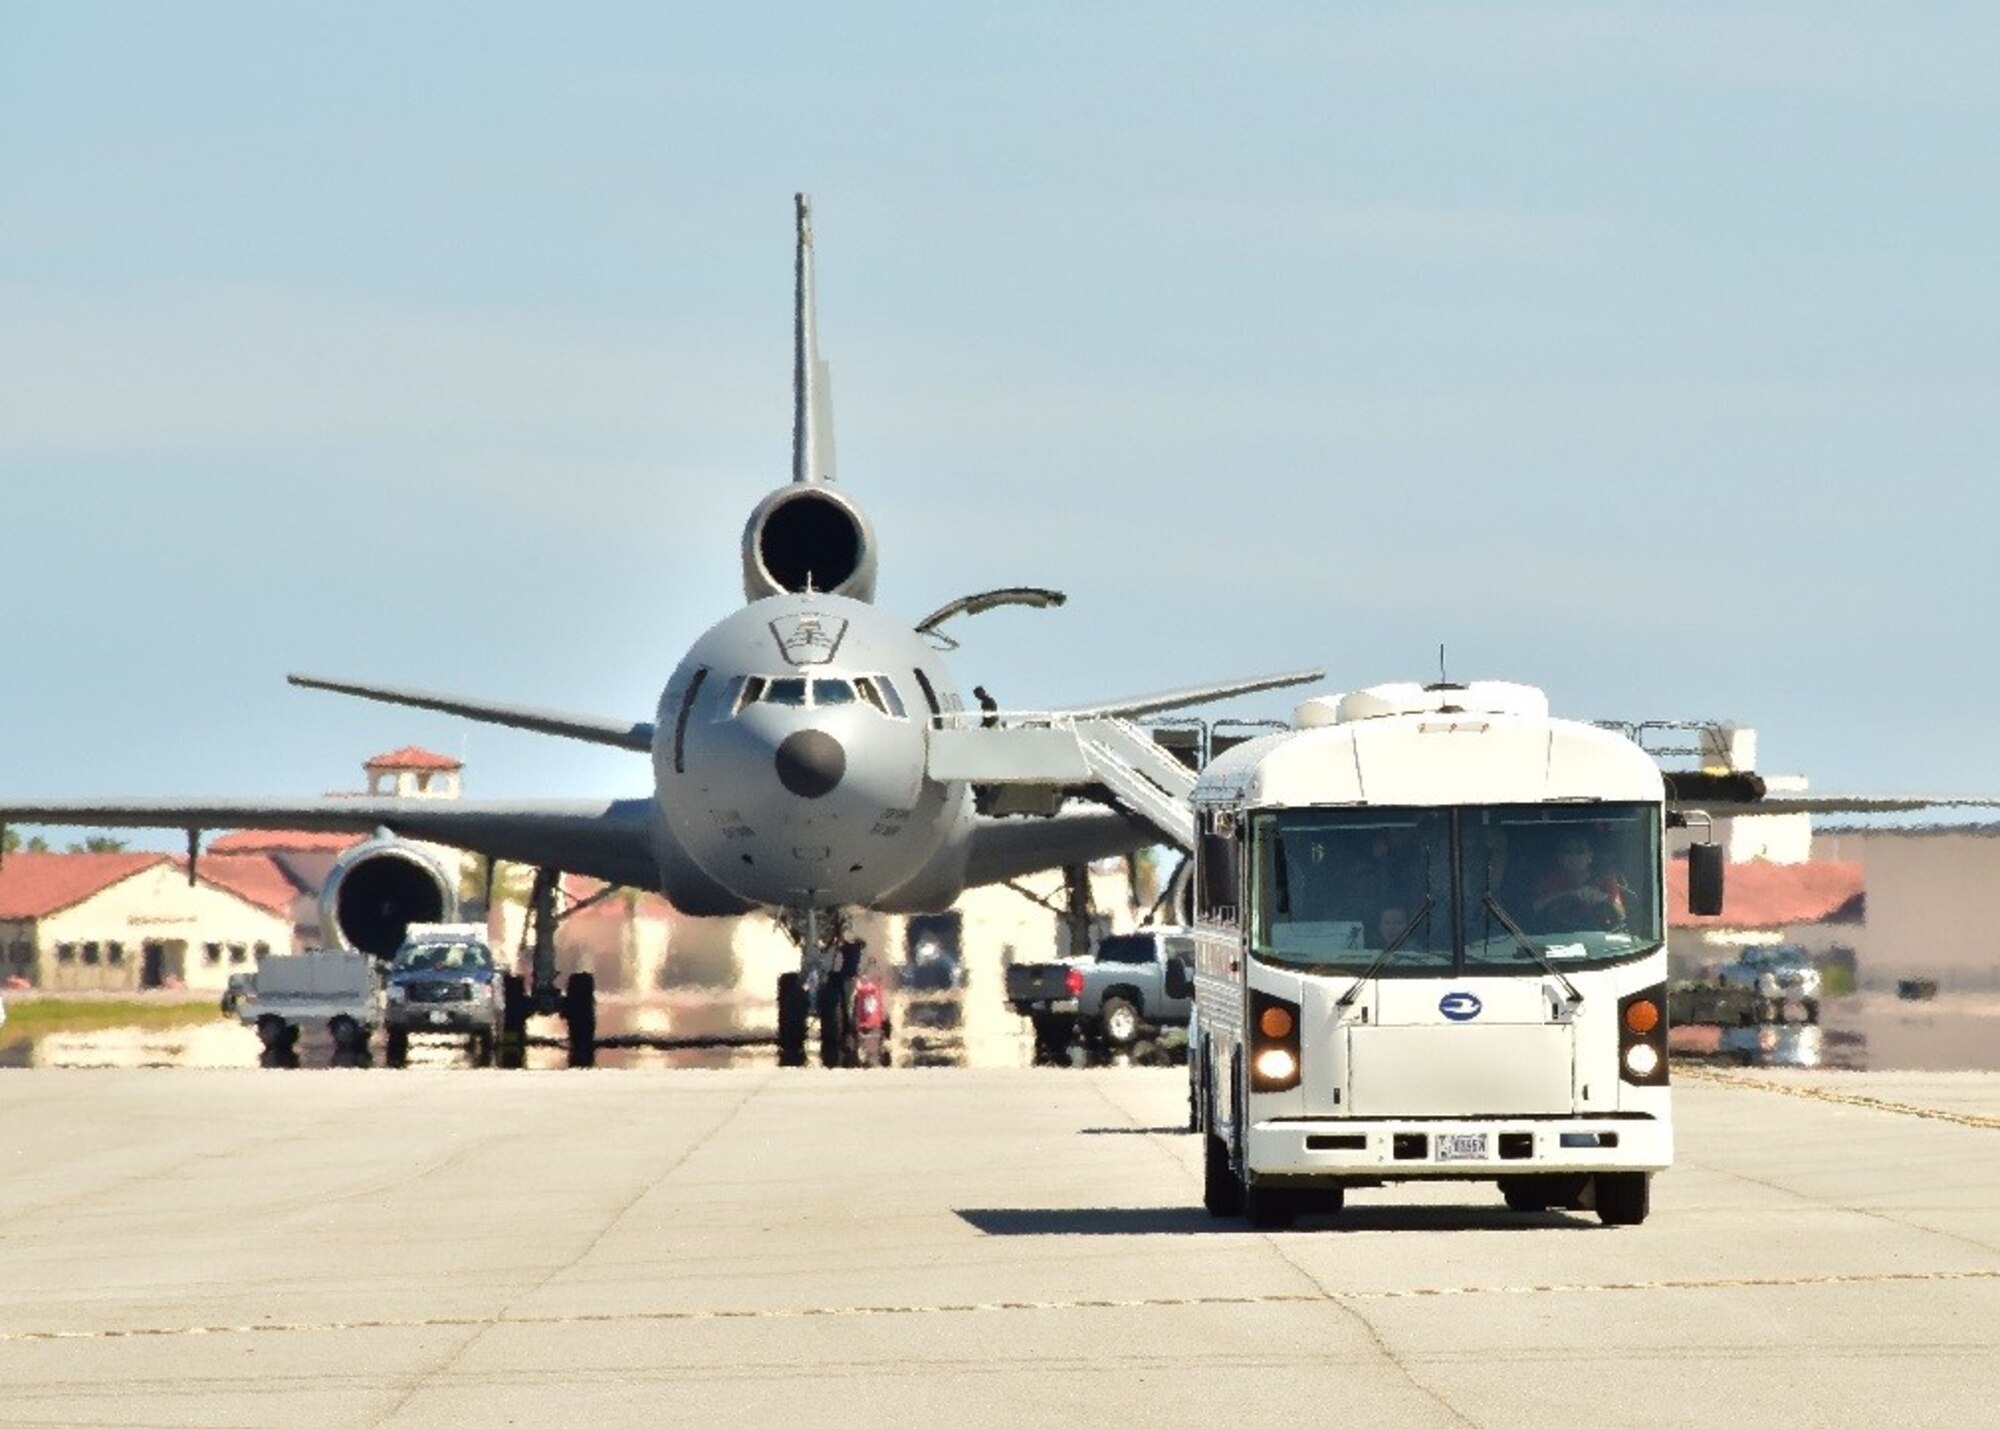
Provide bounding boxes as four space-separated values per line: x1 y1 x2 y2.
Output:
1006 927 1197 1062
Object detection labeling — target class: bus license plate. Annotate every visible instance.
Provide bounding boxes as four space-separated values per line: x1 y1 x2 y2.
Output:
1436 1133 1488 1162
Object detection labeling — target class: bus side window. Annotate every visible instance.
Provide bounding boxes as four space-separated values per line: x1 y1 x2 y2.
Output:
1197 822 1240 924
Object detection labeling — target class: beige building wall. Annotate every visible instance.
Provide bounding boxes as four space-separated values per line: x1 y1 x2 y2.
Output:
36 864 294 994
1809 827 2000 991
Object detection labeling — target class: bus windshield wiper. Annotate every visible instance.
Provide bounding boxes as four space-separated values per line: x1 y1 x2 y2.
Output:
1480 893 1583 1009
1336 894 1436 1009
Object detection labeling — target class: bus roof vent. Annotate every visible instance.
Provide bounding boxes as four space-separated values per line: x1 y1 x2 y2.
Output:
1296 680 1550 728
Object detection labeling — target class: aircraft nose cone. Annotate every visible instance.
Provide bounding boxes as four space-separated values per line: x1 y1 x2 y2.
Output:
775 729 846 799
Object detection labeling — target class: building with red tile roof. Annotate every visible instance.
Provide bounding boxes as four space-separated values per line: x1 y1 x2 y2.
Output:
0 851 297 993
363 747 463 799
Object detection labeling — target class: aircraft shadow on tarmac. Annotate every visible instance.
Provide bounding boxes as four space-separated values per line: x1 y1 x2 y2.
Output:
957 1206 1599 1236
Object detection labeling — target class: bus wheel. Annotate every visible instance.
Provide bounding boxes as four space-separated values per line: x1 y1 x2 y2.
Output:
1594 1172 1650 1226
1244 1181 1296 1231
1203 1131 1242 1217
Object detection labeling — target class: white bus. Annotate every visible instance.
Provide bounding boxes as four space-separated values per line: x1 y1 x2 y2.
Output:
1176 681 1722 1229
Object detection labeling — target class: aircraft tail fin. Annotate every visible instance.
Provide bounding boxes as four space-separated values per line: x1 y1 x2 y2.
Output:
792 192 837 484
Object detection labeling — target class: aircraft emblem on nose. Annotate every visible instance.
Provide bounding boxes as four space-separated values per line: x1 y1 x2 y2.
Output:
769 613 847 666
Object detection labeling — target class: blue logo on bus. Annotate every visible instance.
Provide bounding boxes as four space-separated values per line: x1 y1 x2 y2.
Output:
1439 992 1483 1022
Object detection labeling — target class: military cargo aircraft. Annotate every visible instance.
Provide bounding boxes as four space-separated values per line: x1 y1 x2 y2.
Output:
0 195 1321 1067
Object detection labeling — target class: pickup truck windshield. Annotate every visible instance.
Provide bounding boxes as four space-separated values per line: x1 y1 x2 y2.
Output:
1250 803 1661 974
392 942 493 973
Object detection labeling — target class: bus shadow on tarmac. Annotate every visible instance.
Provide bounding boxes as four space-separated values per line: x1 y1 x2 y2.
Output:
956 1205 1600 1236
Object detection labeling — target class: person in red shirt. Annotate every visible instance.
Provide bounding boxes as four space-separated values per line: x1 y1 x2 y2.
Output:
1532 834 1626 931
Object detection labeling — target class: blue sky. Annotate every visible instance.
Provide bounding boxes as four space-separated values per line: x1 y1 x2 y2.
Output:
3 3 1997 834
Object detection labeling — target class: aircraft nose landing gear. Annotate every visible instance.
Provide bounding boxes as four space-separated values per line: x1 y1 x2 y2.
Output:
776 905 883 1070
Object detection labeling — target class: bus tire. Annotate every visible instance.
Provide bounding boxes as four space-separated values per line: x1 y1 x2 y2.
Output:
1594 1172 1650 1226
1244 1181 1295 1231
1203 1131 1242 1217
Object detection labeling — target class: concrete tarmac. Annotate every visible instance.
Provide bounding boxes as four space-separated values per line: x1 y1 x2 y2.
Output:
4 1065 1999 1427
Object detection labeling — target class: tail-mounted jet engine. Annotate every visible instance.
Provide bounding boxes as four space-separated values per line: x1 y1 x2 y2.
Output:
741 483 878 603
319 835 459 959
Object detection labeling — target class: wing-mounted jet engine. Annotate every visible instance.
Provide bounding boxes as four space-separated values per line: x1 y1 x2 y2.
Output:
318 835 459 959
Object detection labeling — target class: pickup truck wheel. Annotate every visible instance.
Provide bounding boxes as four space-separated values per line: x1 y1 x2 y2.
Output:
385 1027 409 1069
1099 996 1141 1047
1203 1131 1243 1217
469 1031 495 1068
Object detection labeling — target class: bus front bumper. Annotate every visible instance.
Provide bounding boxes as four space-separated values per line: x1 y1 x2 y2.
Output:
1246 1117 1671 1181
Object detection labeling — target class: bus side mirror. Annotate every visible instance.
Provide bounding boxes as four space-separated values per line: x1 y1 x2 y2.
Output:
1688 842 1725 917
1165 956 1192 1000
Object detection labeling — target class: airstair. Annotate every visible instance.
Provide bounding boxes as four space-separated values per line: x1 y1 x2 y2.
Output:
926 713 1197 848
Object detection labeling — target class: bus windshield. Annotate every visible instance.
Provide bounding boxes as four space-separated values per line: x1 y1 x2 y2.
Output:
1249 803 1662 975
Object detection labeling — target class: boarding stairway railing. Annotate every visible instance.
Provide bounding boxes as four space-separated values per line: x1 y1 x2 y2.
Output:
926 710 1197 849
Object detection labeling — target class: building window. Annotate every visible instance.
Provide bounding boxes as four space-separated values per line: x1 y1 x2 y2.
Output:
56 943 76 964
8 941 29 966
204 943 223 966
106 941 124 965
253 942 271 962
81 942 101 965
228 944 248 965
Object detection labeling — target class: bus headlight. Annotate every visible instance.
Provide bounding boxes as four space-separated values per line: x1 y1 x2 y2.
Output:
1254 1047 1298 1084
1617 984 1669 1086
1249 990 1302 1093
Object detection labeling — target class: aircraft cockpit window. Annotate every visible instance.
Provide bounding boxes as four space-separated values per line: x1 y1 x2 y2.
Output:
728 676 767 716
869 677 909 719
855 677 889 716
766 677 809 707
812 679 856 707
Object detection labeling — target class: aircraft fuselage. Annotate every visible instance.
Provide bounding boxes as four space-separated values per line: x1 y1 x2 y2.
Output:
651 592 974 914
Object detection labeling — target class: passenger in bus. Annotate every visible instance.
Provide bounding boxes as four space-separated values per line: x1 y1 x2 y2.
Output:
1531 835 1626 930
1376 904 1410 949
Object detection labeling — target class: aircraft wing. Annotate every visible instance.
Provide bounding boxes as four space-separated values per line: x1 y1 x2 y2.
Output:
1680 793 2000 819
963 808 1159 890
1048 668 1324 721
288 674 655 753
0 797 662 888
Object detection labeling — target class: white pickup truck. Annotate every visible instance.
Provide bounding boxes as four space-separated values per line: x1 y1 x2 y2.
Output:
234 949 381 1066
